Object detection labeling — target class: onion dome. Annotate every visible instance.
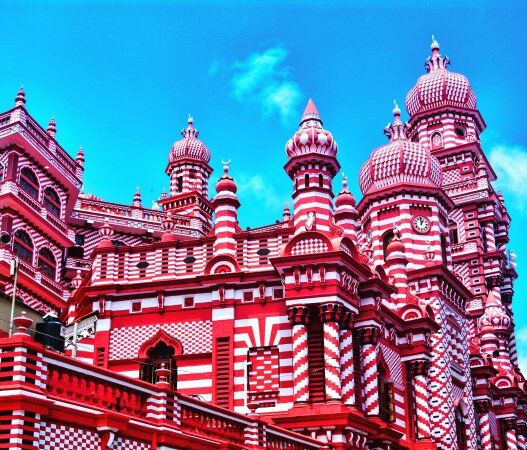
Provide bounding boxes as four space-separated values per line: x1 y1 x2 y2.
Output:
215 159 237 194
285 99 338 158
169 115 211 164
335 174 356 209
405 36 477 116
359 101 442 195
15 86 26 106
478 287 511 335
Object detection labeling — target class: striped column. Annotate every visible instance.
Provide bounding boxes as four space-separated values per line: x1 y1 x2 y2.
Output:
287 306 310 403
213 161 239 257
475 400 492 450
319 303 343 401
517 426 526 450
484 222 496 252
357 326 381 416
339 311 355 406
504 419 518 450
409 360 431 440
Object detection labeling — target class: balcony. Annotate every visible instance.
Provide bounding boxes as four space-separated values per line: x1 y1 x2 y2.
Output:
0 180 75 245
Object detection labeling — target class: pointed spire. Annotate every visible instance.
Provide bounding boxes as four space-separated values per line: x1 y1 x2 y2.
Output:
76 146 85 168
181 114 199 138
15 86 26 106
133 187 142 207
300 98 322 125
425 35 450 72
47 116 56 137
160 187 167 199
384 100 408 141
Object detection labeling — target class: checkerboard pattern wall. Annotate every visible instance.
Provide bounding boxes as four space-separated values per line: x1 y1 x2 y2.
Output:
110 321 212 360
114 436 151 449
38 422 100 450
290 238 328 256
248 346 279 400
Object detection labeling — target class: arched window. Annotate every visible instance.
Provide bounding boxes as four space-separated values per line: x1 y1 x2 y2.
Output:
43 187 61 218
318 174 324 188
304 173 310 188
430 132 443 150
0 163 4 182
383 230 394 260
140 341 178 390
38 247 57 279
13 230 33 263
19 167 39 199
449 220 459 244
441 235 449 265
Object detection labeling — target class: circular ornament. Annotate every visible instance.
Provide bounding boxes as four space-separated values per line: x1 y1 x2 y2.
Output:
412 215 431 234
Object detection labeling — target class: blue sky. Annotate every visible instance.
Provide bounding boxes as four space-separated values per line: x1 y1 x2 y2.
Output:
1 1 527 365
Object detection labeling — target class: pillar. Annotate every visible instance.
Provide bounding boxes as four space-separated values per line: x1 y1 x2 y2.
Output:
357 326 380 416
504 419 518 450
319 303 343 401
474 400 492 450
287 306 310 403
409 359 431 440
339 311 355 406
517 425 526 450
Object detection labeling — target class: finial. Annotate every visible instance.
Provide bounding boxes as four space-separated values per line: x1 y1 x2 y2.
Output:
181 114 198 138
188 114 194 126
76 146 85 167
431 35 439 51
47 116 56 136
160 187 167 199
15 86 26 106
283 202 291 222
393 100 401 118
221 158 231 175
133 186 142 206
342 173 348 190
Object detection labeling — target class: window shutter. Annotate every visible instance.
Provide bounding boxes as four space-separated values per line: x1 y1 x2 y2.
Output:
215 337 231 408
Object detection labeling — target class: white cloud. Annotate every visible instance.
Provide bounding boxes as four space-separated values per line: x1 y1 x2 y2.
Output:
515 327 527 374
237 174 288 213
213 46 302 125
489 144 527 210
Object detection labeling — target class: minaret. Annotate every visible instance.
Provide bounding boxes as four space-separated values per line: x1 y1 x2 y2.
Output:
132 187 142 207
212 160 239 257
334 174 358 243
284 99 340 235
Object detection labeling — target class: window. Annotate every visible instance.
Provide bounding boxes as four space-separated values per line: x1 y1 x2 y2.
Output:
75 233 85 246
131 301 142 313
318 174 323 188
184 296 194 308
449 221 459 245
455 407 467 450
0 163 4 181
247 346 280 405
430 132 443 150
455 127 466 138
43 187 61 218
38 247 56 279
140 341 177 390
177 175 183 192
19 167 39 199
243 291 254 302
273 288 284 299
378 364 395 422
13 230 33 263
441 235 448 265
304 173 310 188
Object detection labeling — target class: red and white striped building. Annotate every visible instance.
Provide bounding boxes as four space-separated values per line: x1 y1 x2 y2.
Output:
0 38 525 449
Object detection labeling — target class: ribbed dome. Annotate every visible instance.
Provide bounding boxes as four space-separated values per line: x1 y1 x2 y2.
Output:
478 287 511 335
169 116 211 164
359 103 442 195
405 38 477 116
285 99 337 159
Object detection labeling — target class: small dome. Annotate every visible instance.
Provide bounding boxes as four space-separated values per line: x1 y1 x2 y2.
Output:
215 160 237 194
478 287 511 335
405 38 477 116
285 99 337 159
169 116 211 165
335 174 356 209
359 102 442 195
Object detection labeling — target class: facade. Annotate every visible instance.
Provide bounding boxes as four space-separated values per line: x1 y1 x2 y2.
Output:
0 39 525 449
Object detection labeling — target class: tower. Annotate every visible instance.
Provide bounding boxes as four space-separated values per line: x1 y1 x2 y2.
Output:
285 99 340 234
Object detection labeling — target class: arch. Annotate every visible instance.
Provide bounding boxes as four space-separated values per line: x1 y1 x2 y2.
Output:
204 254 240 275
38 247 57 279
304 173 310 188
441 234 449 265
43 186 61 218
138 329 183 359
374 265 388 282
13 229 33 263
19 167 39 199
282 231 333 257
430 131 443 150
318 173 324 188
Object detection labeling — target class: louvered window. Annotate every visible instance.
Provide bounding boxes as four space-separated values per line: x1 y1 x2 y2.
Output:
308 314 325 403
215 337 231 408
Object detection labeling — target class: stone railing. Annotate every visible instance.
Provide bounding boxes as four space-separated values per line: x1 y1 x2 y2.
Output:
0 332 323 450
0 181 75 241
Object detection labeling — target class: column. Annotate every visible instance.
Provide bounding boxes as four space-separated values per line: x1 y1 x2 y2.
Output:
504 419 518 450
319 303 343 401
409 359 431 440
517 425 526 450
474 400 492 450
357 326 381 416
339 311 355 406
287 306 310 403
484 222 496 252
